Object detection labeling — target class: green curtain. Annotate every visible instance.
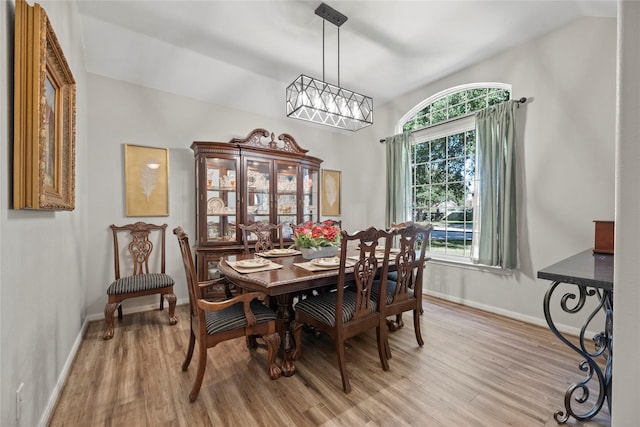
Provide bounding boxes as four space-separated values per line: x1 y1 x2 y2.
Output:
385 132 411 227
474 101 518 269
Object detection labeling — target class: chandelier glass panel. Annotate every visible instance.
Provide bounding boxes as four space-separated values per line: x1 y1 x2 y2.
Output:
286 3 373 131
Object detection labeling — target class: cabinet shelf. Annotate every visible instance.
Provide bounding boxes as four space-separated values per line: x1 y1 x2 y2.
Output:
207 187 236 192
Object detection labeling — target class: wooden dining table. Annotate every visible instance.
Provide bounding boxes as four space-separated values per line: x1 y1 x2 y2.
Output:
218 251 357 377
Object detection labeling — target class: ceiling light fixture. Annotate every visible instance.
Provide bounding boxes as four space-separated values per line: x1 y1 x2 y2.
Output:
285 3 373 131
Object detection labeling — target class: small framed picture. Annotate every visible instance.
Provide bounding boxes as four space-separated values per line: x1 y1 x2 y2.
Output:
321 169 341 216
124 144 169 217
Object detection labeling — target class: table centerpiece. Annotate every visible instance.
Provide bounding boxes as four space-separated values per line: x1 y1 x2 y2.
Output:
293 221 340 260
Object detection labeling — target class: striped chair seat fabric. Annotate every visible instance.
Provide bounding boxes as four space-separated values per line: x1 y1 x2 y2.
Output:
371 280 414 305
294 290 377 327
107 273 174 295
204 300 277 335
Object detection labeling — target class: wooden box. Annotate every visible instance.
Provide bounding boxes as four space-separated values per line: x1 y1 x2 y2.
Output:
593 220 614 254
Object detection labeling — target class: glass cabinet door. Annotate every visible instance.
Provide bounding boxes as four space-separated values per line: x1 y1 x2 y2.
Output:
205 157 237 243
245 159 272 238
276 161 298 239
301 166 319 225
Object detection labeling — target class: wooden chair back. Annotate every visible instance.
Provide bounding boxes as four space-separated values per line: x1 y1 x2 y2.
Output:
382 222 433 344
389 223 432 303
337 227 392 325
112 222 167 279
238 221 284 254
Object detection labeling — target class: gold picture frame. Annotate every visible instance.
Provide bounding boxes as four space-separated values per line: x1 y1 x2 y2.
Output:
13 0 76 210
321 169 341 216
124 144 169 217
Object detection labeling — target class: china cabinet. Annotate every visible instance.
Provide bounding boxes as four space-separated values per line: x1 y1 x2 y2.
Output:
191 129 322 282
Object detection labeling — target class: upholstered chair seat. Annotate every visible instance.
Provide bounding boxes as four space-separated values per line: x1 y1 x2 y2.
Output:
204 300 277 335
294 290 377 327
107 273 174 296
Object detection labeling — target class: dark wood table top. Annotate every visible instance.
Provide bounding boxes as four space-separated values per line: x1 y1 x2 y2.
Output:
537 249 613 291
219 253 354 296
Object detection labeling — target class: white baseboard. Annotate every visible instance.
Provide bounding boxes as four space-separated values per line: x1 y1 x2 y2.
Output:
38 317 89 427
39 298 189 426
424 289 588 338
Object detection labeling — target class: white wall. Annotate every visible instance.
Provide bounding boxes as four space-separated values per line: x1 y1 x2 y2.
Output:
1 1 88 426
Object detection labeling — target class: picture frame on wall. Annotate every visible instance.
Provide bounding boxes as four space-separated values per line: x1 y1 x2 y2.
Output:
124 144 169 217
321 169 341 216
13 0 76 210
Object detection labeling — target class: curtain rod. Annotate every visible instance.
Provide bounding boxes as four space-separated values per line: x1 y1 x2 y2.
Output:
379 97 528 143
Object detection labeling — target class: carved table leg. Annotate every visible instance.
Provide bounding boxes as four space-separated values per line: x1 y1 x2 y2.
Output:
276 294 296 377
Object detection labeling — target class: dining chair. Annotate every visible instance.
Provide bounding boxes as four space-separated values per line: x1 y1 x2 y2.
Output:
173 227 281 401
374 222 432 358
238 221 284 254
323 219 342 229
103 222 177 340
292 226 393 393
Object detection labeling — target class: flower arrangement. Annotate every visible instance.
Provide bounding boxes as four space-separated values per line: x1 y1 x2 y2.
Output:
293 221 340 249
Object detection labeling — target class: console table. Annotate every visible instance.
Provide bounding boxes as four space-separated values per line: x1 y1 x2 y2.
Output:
537 249 612 423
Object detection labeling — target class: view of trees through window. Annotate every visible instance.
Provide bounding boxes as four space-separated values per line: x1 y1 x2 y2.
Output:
403 86 511 258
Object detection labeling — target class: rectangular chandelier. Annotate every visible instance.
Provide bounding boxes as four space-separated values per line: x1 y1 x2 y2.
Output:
286 74 373 131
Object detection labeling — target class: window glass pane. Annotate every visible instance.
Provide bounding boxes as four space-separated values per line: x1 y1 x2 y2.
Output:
468 88 486 99
447 133 465 158
468 97 485 111
415 164 429 186
415 143 429 164
447 104 466 120
429 160 446 184
447 157 465 182
430 138 446 161
432 109 446 124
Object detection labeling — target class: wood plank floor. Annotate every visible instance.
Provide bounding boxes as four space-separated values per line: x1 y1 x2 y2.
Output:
48 297 611 426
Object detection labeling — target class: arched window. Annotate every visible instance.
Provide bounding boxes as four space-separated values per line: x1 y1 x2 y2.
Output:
400 83 511 261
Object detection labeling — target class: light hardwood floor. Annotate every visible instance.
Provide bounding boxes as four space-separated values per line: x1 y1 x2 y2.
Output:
48 297 611 426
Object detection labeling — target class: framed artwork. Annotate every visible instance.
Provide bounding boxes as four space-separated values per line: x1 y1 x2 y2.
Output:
124 145 169 217
321 169 341 216
13 0 76 210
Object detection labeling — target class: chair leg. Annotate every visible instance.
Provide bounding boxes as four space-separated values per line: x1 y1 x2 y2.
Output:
159 293 164 310
376 326 389 371
165 293 178 325
384 336 392 360
246 335 258 349
117 304 123 319
189 341 208 402
103 302 118 340
262 332 282 380
414 309 424 347
336 338 351 393
182 324 196 371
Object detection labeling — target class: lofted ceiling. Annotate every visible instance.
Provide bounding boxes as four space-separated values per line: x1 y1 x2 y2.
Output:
77 0 617 123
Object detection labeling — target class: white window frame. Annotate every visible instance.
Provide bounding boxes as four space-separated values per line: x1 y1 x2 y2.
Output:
399 83 512 269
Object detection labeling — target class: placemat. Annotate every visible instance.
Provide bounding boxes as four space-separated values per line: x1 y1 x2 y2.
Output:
294 259 355 272
227 260 284 274
255 249 302 258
